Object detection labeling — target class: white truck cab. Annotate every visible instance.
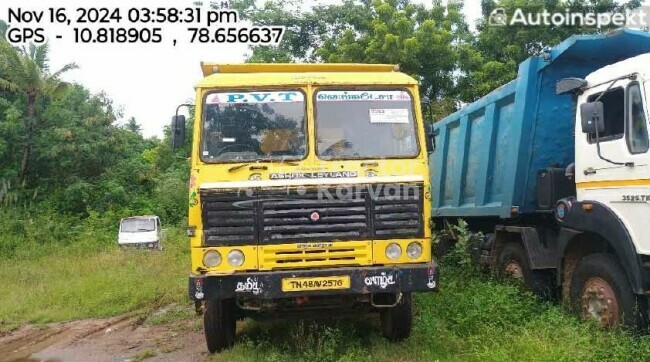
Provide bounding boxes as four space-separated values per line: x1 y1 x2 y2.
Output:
118 216 162 249
576 54 650 256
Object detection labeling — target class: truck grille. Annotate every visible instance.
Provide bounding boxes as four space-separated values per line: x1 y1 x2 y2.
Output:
258 241 372 270
260 188 369 243
373 188 422 238
200 183 423 246
201 192 258 245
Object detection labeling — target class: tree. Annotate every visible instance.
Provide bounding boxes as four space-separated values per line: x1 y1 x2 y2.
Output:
457 0 642 102
124 116 142 134
0 35 190 223
0 20 7 39
0 41 78 185
232 0 470 120
234 0 641 114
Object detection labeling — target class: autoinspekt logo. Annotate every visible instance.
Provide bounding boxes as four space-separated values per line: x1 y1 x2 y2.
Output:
488 7 650 28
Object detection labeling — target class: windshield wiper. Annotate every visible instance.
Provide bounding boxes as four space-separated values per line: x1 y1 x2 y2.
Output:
228 163 254 172
228 159 299 172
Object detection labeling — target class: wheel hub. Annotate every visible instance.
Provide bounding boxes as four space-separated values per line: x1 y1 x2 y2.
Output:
580 277 619 326
503 260 524 279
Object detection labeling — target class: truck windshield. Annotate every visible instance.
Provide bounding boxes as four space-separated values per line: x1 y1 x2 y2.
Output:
315 90 419 159
201 90 306 162
121 219 155 232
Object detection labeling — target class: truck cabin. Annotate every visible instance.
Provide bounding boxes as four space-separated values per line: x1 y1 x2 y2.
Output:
118 216 162 249
178 63 437 352
559 53 650 168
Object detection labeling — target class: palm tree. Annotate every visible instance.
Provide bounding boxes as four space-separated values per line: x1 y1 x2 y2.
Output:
0 41 78 185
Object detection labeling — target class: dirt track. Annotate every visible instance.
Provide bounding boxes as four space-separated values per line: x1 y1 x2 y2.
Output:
0 306 210 362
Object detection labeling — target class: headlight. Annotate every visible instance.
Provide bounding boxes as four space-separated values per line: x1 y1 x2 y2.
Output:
227 249 245 267
203 250 222 267
406 242 422 259
385 243 402 260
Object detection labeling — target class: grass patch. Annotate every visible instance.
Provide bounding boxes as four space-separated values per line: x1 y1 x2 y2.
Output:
211 269 650 362
4 223 650 361
131 348 157 361
0 227 188 331
144 303 196 327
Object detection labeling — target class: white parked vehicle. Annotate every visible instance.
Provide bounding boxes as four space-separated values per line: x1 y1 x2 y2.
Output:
118 216 162 249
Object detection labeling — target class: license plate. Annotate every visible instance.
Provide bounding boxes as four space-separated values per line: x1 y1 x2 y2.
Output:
281 276 350 292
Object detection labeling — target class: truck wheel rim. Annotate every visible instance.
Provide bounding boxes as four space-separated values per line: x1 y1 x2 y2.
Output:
581 277 619 326
504 260 524 279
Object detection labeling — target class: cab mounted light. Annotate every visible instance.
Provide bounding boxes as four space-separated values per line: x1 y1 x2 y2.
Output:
556 77 587 95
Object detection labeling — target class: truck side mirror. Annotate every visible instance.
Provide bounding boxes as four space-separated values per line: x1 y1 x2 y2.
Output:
171 115 186 150
426 125 438 154
420 96 432 122
580 101 605 134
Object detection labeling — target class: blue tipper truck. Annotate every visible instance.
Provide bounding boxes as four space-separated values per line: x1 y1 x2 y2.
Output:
429 29 650 328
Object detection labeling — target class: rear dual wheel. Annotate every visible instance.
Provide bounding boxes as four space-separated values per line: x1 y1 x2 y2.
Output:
498 242 556 299
498 244 647 329
498 242 531 285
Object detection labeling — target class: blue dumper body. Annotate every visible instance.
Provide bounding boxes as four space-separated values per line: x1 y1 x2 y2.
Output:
430 29 650 219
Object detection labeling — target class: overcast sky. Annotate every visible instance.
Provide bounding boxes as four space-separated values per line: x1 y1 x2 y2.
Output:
0 1 486 137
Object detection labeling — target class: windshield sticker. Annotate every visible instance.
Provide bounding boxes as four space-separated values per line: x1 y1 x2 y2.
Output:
317 91 411 102
206 91 304 104
270 171 358 179
222 137 236 143
369 109 409 124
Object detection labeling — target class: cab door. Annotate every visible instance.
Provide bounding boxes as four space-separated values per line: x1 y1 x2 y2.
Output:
575 77 650 254
156 218 162 242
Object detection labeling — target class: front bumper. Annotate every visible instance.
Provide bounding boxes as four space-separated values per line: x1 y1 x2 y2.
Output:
189 261 438 301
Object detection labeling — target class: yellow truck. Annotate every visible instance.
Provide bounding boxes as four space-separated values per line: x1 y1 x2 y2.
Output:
172 63 438 353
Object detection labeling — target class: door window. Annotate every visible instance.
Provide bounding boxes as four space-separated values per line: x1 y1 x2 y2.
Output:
587 88 624 143
626 83 649 154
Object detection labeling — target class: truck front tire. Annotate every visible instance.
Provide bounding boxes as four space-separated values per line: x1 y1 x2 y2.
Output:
570 253 647 329
380 292 413 341
204 298 237 353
